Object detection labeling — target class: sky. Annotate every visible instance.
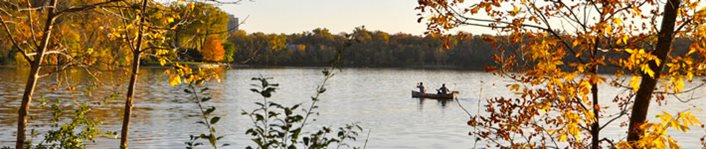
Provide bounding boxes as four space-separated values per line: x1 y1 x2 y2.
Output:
218 1 706 36
218 0 434 35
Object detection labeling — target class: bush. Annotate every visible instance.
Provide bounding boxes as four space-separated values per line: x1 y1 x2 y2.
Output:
243 70 364 149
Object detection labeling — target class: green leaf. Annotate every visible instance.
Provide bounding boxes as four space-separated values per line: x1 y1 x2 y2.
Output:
210 117 221 124
201 97 211 102
199 134 209 139
204 106 216 115
261 92 272 98
264 87 277 94
261 79 269 87
269 102 282 108
209 134 216 146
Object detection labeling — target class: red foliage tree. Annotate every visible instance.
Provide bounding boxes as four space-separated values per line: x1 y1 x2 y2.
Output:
202 36 225 62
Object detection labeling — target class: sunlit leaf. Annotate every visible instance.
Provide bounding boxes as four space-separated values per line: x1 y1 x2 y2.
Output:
630 75 641 92
169 74 182 86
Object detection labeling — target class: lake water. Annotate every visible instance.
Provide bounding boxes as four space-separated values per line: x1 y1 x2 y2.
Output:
0 67 705 148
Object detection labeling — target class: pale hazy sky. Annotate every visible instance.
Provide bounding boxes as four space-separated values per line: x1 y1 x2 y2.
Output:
218 0 433 35
217 1 705 35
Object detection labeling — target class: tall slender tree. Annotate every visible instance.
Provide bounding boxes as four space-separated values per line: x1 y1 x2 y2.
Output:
0 0 122 148
118 0 148 148
627 0 681 142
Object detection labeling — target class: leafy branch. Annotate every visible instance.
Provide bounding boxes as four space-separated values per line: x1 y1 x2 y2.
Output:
243 71 364 149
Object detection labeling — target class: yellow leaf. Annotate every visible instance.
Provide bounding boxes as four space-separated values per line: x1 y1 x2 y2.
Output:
616 141 632 149
668 137 681 149
542 104 550 112
509 84 520 91
577 65 585 72
641 64 655 78
87 48 94 55
622 35 628 44
512 5 519 14
187 3 195 10
614 18 622 26
673 77 684 93
604 23 613 33
629 75 641 92
654 139 665 148
159 58 167 66
633 6 642 16
169 74 182 86
626 48 635 53
579 80 591 96
167 18 174 23
687 48 696 55
559 134 567 141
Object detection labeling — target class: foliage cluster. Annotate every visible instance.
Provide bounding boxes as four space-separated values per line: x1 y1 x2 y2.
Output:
417 0 706 148
201 36 226 62
8 98 117 149
242 72 364 149
168 64 230 149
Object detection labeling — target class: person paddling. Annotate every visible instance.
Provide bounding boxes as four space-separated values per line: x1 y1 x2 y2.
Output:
437 84 449 94
416 82 426 93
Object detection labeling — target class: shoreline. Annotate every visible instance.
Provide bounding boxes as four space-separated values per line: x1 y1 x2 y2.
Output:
230 64 487 71
0 63 489 71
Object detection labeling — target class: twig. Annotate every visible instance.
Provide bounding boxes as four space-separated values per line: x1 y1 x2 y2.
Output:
0 15 32 62
455 97 473 118
363 129 371 149
298 67 335 129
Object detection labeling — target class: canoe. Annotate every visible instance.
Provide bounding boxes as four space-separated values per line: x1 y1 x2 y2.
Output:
411 90 457 99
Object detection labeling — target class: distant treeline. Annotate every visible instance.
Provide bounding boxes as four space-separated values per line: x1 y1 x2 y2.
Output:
225 27 693 69
226 27 501 69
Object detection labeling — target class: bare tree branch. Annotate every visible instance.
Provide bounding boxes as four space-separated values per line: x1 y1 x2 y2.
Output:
55 0 123 17
0 14 32 62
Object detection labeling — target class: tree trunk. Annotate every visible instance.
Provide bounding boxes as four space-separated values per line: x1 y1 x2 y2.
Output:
119 52 141 149
119 0 148 148
590 66 599 149
627 0 680 142
15 0 58 148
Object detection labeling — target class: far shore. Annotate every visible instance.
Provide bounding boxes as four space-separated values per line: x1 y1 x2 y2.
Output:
0 63 628 74
0 63 489 71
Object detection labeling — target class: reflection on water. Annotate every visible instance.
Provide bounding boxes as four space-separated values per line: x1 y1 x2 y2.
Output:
0 67 705 148
416 98 452 111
